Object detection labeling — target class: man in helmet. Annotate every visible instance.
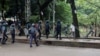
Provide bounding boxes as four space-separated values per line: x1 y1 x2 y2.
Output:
37 21 42 40
55 20 62 40
45 20 50 39
29 23 39 47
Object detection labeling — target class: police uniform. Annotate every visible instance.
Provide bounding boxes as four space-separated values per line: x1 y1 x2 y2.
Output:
1 22 8 44
26 22 31 29
0 23 2 33
38 21 42 40
55 20 62 40
29 24 39 47
25 22 31 38
45 21 50 39
10 24 15 43
0 23 2 42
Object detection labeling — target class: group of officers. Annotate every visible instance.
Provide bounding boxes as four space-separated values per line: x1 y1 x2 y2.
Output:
26 20 62 47
0 21 15 44
0 20 62 48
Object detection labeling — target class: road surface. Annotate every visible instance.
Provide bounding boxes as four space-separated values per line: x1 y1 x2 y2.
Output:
0 43 100 56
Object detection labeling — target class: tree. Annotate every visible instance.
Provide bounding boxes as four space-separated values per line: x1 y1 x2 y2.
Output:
55 1 72 23
37 0 53 21
0 0 10 20
69 0 80 38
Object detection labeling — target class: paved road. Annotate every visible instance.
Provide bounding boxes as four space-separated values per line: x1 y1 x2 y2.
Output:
0 43 100 56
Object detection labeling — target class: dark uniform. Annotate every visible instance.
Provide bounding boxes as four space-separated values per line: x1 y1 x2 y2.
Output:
37 21 42 40
26 22 31 38
17 21 21 30
26 22 31 29
1 22 8 44
18 23 21 36
45 21 50 39
55 20 62 40
0 23 2 42
10 24 15 43
0 23 2 33
29 24 39 47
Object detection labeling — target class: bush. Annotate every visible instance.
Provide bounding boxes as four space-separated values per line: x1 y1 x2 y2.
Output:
29 15 39 23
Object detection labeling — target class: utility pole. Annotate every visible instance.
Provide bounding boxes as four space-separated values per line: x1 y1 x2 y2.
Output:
53 0 56 35
53 0 55 24
70 0 80 38
25 0 31 22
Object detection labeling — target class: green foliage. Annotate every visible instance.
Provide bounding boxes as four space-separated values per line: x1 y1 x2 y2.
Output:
41 0 72 24
55 1 72 24
0 0 10 11
39 0 45 5
1 0 100 26
29 15 39 23
76 0 100 26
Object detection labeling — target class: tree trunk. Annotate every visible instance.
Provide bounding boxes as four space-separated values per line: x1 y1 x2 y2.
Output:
37 0 53 21
95 17 97 37
37 0 43 20
70 0 80 38
1 10 4 20
1 0 5 20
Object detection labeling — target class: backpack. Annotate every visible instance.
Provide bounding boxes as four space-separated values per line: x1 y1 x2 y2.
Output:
29 27 36 35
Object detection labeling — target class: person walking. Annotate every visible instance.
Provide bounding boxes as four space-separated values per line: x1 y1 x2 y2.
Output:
24 27 29 39
37 21 42 40
26 22 31 29
0 23 3 43
55 20 62 40
0 23 2 33
70 23 75 37
1 22 8 44
29 24 39 47
45 20 50 39
85 23 94 38
10 23 15 43
24 22 32 38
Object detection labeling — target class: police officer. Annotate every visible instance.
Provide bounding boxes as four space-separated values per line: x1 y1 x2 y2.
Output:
18 23 21 36
29 24 39 47
0 23 2 42
26 22 31 29
37 21 42 40
25 22 31 38
0 23 2 33
1 22 8 44
55 20 62 40
17 20 21 30
10 24 15 43
45 20 50 39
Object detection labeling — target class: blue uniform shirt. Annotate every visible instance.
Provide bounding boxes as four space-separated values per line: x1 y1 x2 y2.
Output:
29 26 37 35
10 24 15 34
